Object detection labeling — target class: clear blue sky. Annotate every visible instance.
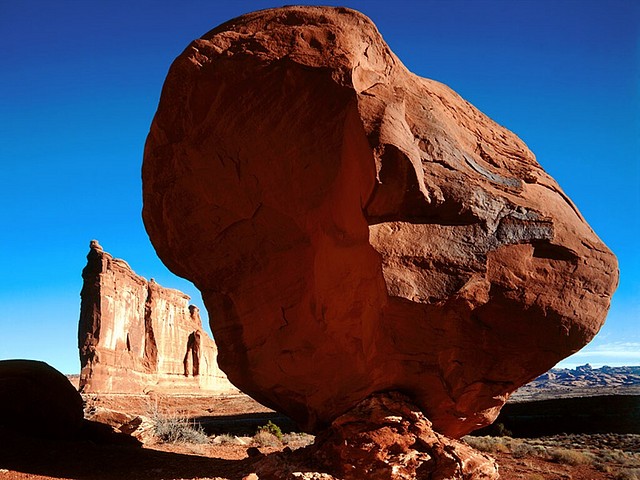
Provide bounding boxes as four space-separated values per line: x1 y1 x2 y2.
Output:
1 1 637 374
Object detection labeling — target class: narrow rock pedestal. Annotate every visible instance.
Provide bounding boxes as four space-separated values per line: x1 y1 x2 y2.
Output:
253 392 498 480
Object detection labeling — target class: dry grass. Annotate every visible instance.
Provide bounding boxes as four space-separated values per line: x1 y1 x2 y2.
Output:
525 474 546 480
282 432 315 450
253 430 282 447
548 447 595 466
154 413 210 444
615 469 640 480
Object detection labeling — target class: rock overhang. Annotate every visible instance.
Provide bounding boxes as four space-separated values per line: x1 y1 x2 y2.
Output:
142 6 618 436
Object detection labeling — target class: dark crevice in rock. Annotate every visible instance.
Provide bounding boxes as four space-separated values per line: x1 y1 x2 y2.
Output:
531 240 579 262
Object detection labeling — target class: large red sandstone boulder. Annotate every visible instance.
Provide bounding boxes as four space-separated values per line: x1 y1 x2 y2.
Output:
0 360 84 439
142 6 618 437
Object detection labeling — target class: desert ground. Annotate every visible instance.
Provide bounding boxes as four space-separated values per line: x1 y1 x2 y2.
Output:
1 381 639 480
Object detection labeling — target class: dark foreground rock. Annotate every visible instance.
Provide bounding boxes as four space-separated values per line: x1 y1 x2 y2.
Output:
0 359 84 439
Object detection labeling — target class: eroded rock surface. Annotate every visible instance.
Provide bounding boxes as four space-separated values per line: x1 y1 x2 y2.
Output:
78 240 235 394
142 6 618 436
252 392 499 479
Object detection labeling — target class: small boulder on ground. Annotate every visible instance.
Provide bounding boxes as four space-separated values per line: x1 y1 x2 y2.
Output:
85 405 154 444
0 359 84 439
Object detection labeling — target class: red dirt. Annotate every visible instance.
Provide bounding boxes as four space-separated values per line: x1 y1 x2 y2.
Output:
0 436 619 480
493 452 615 480
82 393 272 418
0 393 627 479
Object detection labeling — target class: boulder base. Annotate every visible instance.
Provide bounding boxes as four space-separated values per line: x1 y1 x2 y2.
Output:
252 392 499 480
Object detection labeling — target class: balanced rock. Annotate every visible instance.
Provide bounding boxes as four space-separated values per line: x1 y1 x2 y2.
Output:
0 360 84 439
142 6 618 437
78 241 235 394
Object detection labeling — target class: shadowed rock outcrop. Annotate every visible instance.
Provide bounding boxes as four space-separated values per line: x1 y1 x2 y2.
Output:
252 393 499 479
78 240 235 394
0 360 84 439
142 5 618 442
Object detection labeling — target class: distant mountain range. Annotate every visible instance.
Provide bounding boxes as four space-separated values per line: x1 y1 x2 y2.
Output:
478 365 640 436
511 364 640 402
530 364 640 388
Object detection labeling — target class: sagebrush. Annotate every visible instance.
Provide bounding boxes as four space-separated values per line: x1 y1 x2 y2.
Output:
257 420 284 441
154 413 209 444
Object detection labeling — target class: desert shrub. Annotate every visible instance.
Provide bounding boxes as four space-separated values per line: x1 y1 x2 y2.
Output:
154 414 209 444
525 474 546 480
254 430 282 447
463 436 509 454
493 422 512 437
596 462 616 473
601 449 640 465
548 447 594 466
615 469 640 480
282 432 315 449
463 436 493 452
213 433 241 445
257 420 284 441
510 440 545 459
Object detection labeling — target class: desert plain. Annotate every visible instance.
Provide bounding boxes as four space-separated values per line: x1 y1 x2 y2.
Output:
1 366 639 480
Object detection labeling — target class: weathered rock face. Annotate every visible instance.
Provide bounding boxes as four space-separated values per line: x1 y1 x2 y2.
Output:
78 240 235 394
0 360 84 439
253 392 499 479
319 394 498 479
142 6 618 437
86 407 156 444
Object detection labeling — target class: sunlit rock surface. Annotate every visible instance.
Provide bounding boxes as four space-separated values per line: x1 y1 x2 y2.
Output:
78 240 235 394
142 6 618 436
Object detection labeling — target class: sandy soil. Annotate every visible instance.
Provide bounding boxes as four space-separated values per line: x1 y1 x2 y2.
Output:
1 392 637 479
83 392 273 419
0 433 627 480
492 451 619 480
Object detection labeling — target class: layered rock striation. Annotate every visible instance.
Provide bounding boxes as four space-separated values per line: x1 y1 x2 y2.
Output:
78 240 234 394
142 6 618 438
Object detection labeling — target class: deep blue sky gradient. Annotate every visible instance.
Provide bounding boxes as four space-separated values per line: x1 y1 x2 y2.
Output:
1 0 638 373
